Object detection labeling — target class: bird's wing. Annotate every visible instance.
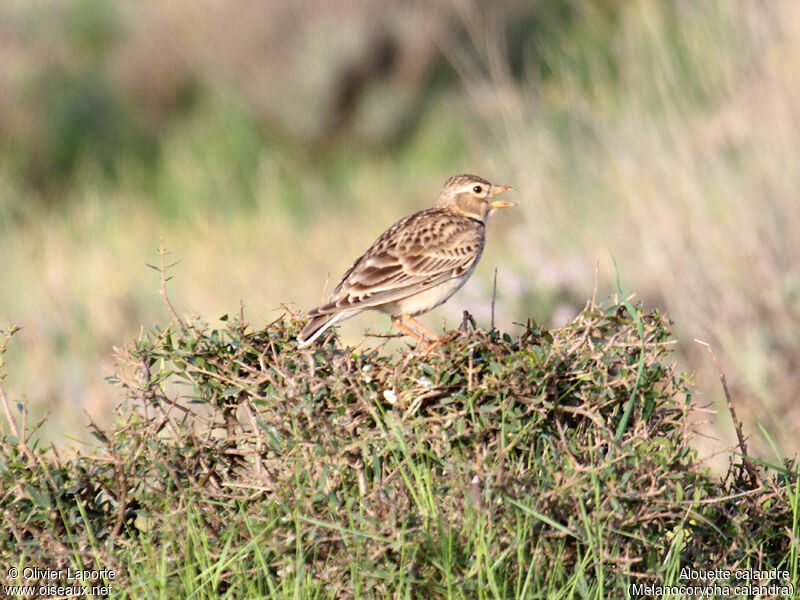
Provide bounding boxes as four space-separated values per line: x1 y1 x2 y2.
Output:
308 210 485 316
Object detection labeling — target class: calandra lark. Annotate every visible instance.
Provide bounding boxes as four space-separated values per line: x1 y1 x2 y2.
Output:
298 174 515 347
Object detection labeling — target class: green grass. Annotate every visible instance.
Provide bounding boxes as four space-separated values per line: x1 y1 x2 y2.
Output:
1 0 799 462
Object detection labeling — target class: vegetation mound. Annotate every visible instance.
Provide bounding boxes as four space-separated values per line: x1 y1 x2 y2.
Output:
1 301 797 598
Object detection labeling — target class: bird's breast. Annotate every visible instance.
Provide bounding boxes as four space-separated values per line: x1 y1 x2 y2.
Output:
379 265 479 318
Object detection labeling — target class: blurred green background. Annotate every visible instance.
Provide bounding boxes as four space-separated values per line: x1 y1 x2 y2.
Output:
1 0 798 465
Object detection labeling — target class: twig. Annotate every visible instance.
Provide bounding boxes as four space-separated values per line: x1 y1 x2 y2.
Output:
0 384 20 440
20 402 27 446
111 454 128 537
0 381 37 466
0 327 23 442
469 474 481 508
467 347 474 393
156 238 185 330
491 267 498 330
695 339 760 488
242 399 267 480
0 325 20 355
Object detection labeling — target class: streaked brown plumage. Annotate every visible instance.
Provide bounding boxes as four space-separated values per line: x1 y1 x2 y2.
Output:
298 174 515 347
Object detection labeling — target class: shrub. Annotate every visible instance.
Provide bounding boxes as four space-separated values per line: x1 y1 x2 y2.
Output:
0 300 797 597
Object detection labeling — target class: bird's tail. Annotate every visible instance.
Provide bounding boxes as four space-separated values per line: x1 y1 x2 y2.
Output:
297 311 348 347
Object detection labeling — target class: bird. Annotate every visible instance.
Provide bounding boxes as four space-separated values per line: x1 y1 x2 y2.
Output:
297 174 515 348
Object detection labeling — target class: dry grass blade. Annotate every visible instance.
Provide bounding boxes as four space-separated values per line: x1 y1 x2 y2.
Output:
695 339 760 489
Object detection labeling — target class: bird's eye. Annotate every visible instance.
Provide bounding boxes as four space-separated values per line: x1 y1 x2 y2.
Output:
472 185 483 194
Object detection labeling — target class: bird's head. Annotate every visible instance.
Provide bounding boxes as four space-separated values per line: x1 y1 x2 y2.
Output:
436 174 515 222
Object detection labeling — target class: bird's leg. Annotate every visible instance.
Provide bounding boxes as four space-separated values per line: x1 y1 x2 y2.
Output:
403 315 440 343
391 316 425 344
392 314 441 350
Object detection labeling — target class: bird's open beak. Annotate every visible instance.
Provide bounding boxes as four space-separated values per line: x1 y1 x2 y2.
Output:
488 184 515 209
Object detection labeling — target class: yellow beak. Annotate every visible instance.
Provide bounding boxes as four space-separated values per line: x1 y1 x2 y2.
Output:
488 184 515 209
